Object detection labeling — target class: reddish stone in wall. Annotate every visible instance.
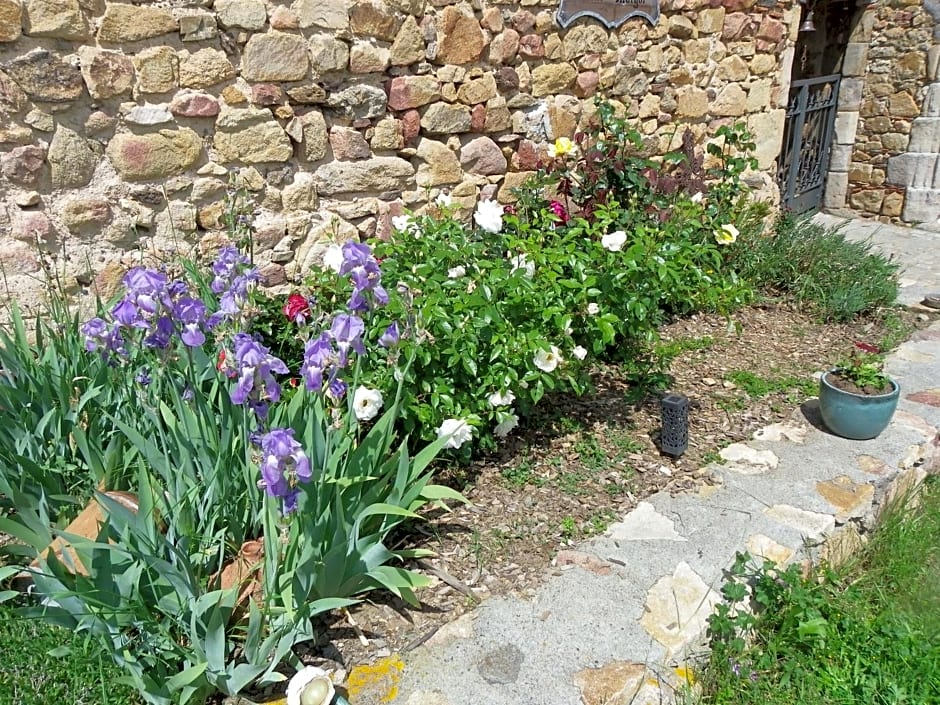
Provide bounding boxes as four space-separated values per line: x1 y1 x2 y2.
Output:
470 104 486 133
170 92 220 117
1 145 47 185
401 109 421 146
251 84 284 106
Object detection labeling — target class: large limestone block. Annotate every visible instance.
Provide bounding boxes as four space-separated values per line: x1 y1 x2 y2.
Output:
746 109 785 169
134 47 179 94
0 0 23 42
390 15 424 66
436 5 484 65
215 0 266 30
4 48 84 102
459 136 507 176
387 75 440 110
420 102 471 134
24 0 88 39
326 83 386 119
79 47 134 100
315 156 415 194
179 48 235 89
242 32 309 81
349 0 400 41
98 4 177 42
107 129 202 180
562 23 608 57
712 83 747 117
309 33 350 74
214 105 293 163
457 74 497 106
48 126 97 188
531 63 576 97
300 109 328 161
293 0 348 29
415 137 461 187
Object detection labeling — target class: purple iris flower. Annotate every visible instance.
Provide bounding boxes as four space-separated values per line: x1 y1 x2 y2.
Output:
258 427 311 514
111 299 142 328
378 322 400 349
143 315 175 350
330 313 365 367
229 333 289 414
300 332 334 393
174 297 208 347
210 247 258 318
338 241 387 312
82 318 127 358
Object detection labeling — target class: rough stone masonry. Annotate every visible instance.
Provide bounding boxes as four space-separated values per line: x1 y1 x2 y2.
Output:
0 0 800 311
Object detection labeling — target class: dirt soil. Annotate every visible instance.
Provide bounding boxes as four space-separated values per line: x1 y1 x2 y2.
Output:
307 302 932 675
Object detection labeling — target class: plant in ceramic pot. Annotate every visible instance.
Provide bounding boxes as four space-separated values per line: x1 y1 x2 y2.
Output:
818 342 900 440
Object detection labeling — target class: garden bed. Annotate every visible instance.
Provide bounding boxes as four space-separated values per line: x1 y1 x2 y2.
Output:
310 303 929 672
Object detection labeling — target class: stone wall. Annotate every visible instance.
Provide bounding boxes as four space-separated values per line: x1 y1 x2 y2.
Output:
837 0 939 225
0 0 800 310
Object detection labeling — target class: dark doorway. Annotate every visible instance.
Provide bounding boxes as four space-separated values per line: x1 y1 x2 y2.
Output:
777 0 855 213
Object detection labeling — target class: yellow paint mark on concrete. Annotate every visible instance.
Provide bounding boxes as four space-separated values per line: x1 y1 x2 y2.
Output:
347 654 405 704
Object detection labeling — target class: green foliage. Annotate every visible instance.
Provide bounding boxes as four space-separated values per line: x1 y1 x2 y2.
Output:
729 214 900 321
724 370 817 399
699 480 940 704
0 599 141 705
834 343 891 393
0 245 462 705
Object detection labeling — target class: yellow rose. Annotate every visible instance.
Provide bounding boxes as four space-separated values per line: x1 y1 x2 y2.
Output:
547 136 576 158
714 223 739 245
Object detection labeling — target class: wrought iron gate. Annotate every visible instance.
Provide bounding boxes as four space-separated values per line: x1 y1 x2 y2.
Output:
777 74 841 214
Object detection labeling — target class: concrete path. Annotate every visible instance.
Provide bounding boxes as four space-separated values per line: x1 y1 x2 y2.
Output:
349 217 940 705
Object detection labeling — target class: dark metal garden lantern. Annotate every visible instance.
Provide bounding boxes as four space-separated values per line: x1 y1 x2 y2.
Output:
660 393 689 457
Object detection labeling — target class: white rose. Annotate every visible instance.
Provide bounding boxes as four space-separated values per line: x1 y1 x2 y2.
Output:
587 302 600 315
287 667 335 705
601 230 627 252
435 192 453 207
437 418 473 449
352 385 384 421
322 243 344 273
690 191 703 203
392 214 421 237
474 199 504 234
572 345 587 360
487 390 516 407
448 265 467 279
494 412 519 438
509 253 535 278
533 345 562 373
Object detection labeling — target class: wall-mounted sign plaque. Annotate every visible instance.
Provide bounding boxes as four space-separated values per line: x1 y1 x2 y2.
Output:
556 0 661 29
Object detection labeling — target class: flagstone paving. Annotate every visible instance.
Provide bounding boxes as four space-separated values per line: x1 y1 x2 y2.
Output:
349 219 940 705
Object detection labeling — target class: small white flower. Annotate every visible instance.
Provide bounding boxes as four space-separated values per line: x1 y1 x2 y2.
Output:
690 191 703 203
435 191 453 207
352 385 384 421
392 214 422 237
487 389 516 407
601 230 627 252
572 345 587 360
509 253 535 278
287 666 335 705
438 418 473 449
586 302 600 316
322 243 344 273
474 198 504 234
533 345 562 373
494 411 519 438
447 265 466 279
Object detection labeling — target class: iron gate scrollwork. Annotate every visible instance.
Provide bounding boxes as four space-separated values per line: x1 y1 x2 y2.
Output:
777 74 841 214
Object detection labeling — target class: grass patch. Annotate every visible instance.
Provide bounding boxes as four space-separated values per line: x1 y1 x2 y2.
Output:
0 599 141 705
694 477 940 704
724 370 817 399
731 214 900 322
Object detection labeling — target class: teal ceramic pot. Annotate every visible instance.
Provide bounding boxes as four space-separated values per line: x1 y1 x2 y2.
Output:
818 370 900 440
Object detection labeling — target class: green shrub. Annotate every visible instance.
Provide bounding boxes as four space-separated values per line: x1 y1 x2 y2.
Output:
729 214 900 321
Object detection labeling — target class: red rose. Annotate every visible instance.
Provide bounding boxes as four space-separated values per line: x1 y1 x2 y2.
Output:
283 293 310 324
